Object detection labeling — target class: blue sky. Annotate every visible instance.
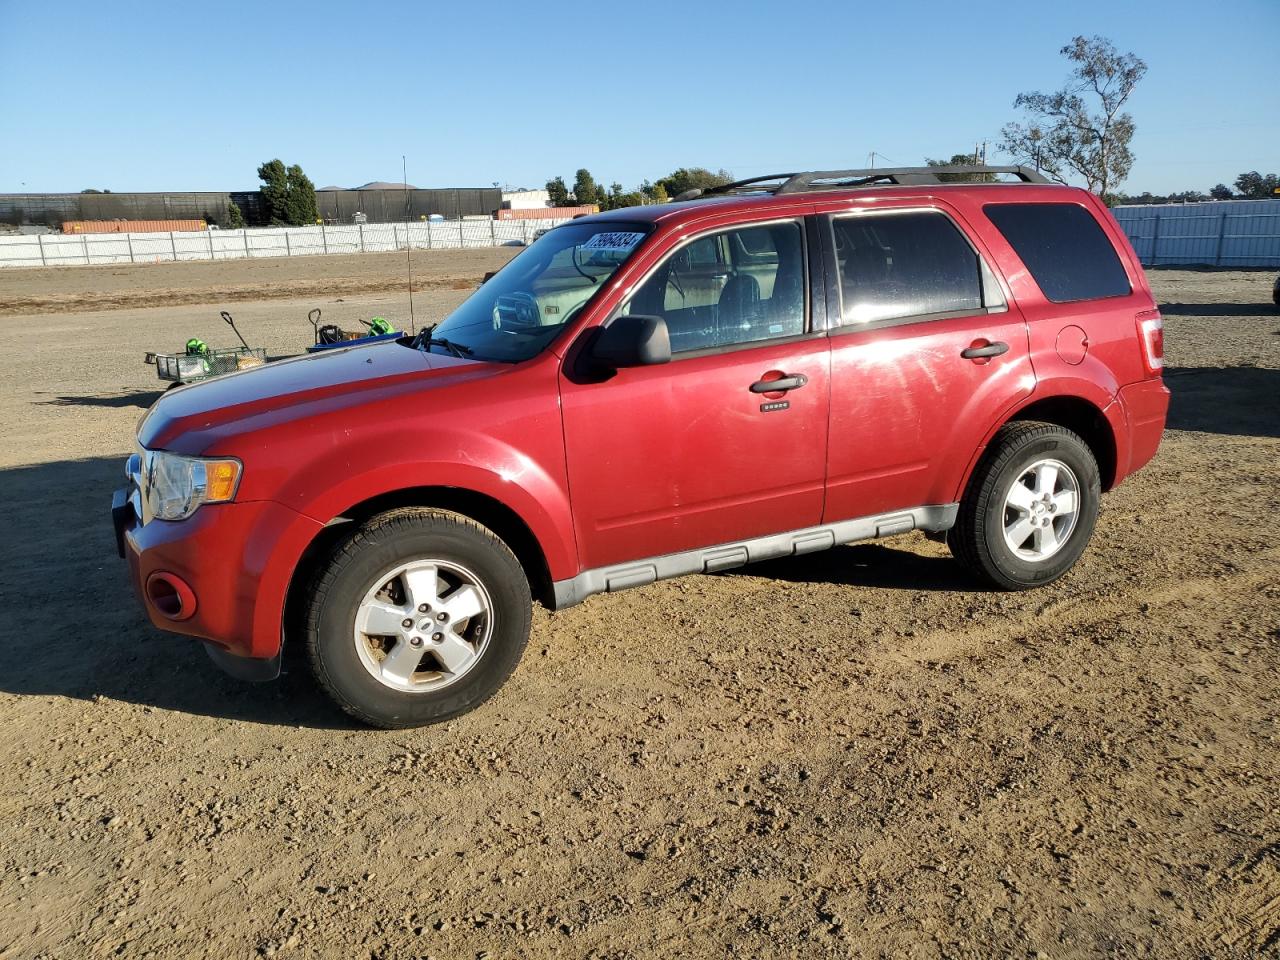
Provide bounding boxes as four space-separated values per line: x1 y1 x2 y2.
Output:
1 0 1276 195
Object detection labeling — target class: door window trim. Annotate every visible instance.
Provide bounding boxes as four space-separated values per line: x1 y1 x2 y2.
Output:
607 216 817 361
824 206 1009 336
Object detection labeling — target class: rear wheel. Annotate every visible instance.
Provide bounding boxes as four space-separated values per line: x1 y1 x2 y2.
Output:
948 422 1101 590
305 508 531 728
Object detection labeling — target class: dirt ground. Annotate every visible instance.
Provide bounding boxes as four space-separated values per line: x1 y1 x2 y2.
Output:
0 248 521 317
0 254 1276 959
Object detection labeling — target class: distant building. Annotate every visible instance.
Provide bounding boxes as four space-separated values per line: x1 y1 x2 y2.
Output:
502 189 550 210
0 187 502 228
346 181 420 191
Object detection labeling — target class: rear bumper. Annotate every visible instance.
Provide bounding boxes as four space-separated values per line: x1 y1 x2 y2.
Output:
114 491 323 666
1115 377 1170 482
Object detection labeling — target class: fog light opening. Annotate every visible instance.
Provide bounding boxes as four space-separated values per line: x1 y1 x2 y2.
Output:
146 572 197 621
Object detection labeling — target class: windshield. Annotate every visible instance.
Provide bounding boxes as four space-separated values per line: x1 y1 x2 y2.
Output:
419 221 652 362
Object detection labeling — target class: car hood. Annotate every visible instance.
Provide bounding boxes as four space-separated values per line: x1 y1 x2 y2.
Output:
139 340 499 452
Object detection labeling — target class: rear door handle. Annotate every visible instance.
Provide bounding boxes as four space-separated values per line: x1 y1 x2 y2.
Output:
961 341 1009 360
750 373 808 393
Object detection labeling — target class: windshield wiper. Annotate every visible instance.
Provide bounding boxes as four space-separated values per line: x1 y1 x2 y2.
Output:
409 325 473 358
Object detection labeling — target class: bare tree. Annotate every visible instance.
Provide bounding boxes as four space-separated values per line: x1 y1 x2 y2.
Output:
1000 36 1146 199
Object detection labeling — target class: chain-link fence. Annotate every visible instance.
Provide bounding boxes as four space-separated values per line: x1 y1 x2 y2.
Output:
0 217 574 268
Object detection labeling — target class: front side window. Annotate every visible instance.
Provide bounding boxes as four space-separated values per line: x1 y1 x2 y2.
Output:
833 211 992 327
424 221 652 362
621 221 807 354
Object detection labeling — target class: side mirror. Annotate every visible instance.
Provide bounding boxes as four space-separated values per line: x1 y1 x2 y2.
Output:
591 314 671 368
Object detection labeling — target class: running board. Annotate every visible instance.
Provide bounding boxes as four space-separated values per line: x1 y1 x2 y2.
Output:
551 504 958 609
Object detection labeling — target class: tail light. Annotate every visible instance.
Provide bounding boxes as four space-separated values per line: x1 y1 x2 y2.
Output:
1136 309 1164 376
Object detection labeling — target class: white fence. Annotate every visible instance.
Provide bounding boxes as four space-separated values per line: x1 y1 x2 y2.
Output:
0 217 575 269
1112 199 1280 267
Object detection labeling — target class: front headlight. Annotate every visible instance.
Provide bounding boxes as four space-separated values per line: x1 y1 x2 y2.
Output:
144 451 242 521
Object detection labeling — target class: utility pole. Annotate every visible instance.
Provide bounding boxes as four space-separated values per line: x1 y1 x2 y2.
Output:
403 155 416 335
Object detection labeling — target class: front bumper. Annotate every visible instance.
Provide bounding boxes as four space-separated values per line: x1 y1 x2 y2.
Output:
113 485 323 671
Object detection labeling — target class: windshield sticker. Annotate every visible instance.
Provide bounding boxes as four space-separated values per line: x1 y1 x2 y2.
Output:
580 232 644 252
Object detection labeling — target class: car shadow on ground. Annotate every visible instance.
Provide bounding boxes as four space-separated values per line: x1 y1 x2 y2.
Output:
725 540 984 592
33 390 164 409
1159 302 1276 317
1165 366 1280 438
0 455 355 729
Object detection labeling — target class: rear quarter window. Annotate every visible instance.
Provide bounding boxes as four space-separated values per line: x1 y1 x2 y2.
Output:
985 202 1131 303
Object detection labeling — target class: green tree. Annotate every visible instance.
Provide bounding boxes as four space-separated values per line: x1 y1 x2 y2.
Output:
1110 191 1160 205
285 164 318 224
546 171 668 210
1000 35 1146 200
257 159 290 224
924 152 995 182
640 180 669 204
257 158 318 225
601 182 646 210
224 201 246 229
1209 183 1234 200
572 168 604 207
1233 171 1280 199
655 167 734 199
546 176 571 206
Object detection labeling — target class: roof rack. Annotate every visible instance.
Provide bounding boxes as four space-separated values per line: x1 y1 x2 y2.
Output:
672 165 1048 201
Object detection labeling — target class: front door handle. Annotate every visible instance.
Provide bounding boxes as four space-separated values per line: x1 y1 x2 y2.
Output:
961 340 1009 360
750 372 808 393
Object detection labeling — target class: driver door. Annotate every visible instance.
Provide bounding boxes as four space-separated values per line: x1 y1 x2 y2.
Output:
558 215 830 572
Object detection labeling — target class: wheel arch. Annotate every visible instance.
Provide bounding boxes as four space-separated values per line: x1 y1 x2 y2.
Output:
1007 395 1118 491
283 486 558 656
957 390 1121 503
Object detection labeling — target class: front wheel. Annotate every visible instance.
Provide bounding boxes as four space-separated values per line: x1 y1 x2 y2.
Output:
305 508 532 728
948 422 1101 590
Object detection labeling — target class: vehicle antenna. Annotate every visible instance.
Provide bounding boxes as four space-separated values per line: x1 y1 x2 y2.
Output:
404 154 416 335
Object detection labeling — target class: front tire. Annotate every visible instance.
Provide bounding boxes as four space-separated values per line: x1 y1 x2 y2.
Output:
305 508 532 728
948 422 1101 590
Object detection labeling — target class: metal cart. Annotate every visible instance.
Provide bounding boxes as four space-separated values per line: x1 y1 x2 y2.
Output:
145 311 267 386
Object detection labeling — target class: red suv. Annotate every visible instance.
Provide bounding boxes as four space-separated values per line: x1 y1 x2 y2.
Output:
112 166 1169 728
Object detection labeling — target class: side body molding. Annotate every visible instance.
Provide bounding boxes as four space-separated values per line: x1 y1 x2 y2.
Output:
552 503 958 608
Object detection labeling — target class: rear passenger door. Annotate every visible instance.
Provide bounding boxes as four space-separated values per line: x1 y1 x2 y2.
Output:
821 204 1034 522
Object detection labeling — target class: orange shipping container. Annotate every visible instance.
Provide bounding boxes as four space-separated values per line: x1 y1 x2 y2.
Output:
495 206 597 220
62 219 207 234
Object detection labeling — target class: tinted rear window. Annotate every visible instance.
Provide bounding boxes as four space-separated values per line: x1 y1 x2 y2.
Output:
985 203 1130 303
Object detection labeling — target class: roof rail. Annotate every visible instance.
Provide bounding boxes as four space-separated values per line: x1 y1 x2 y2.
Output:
777 165 1048 193
673 165 1049 201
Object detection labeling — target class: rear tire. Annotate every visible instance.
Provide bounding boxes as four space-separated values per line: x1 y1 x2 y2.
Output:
305 508 532 728
948 422 1101 591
